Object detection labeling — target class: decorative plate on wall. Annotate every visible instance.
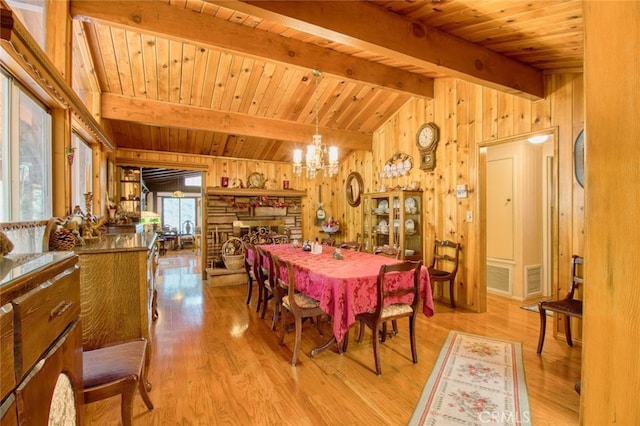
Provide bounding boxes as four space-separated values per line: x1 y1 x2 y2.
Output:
247 172 266 189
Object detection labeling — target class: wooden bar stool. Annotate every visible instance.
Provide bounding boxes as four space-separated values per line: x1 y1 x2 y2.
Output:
82 338 154 425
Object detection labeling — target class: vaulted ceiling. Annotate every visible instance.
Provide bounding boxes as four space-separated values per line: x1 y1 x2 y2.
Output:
69 0 583 162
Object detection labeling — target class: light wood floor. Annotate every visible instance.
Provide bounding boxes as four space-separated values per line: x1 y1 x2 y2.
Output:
83 252 581 425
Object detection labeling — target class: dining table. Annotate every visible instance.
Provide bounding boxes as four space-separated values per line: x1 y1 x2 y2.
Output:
256 244 434 355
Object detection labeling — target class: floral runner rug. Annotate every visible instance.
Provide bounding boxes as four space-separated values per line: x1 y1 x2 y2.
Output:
409 331 531 425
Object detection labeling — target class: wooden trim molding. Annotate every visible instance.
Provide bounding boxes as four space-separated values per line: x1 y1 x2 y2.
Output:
207 188 306 198
0 5 113 151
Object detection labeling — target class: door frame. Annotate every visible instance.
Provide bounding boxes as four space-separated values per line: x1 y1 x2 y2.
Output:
476 128 559 308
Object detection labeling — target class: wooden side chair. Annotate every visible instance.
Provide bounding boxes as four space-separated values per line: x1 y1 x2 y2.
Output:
340 233 362 251
428 240 461 308
255 246 282 331
82 338 153 426
243 241 258 305
354 261 422 375
537 255 584 354
320 237 336 246
373 246 400 259
274 255 326 366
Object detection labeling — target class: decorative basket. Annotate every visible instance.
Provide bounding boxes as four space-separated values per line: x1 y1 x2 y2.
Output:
221 237 246 270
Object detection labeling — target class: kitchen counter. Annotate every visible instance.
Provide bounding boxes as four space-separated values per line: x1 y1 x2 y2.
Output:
73 231 157 254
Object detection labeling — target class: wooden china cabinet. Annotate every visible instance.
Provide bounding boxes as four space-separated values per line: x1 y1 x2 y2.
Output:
362 190 424 261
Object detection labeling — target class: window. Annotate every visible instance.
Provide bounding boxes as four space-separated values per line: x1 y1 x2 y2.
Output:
6 0 46 49
71 132 92 210
184 175 201 187
162 197 196 233
0 69 52 222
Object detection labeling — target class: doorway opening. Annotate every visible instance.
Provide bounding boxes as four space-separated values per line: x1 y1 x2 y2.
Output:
479 129 557 303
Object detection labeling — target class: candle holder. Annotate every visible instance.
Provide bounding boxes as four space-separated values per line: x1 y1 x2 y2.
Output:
84 192 93 222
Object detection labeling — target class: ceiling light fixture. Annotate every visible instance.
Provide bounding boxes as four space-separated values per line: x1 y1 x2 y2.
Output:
527 134 549 144
292 70 338 178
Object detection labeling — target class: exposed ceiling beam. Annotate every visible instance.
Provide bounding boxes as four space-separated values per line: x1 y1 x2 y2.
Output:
101 93 372 151
69 0 434 98
209 0 544 100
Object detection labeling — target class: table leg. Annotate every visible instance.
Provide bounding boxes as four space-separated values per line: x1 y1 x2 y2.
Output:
310 334 347 357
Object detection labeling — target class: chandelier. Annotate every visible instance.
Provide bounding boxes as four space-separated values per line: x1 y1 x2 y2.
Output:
292 70 338 178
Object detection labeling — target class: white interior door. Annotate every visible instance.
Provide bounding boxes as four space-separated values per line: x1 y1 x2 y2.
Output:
487 157 514 261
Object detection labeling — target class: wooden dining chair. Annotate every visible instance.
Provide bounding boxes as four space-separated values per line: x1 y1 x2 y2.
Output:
537 255 584 354
274 255 326 366
428 240 461 308
373 246 400 259
340 233 362 251
82 338 153 426
321 236 336 246
355 261 422 375
255 246 282 331
242 241 258 306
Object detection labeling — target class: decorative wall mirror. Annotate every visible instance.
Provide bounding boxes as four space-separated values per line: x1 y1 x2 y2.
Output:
345 172 364 207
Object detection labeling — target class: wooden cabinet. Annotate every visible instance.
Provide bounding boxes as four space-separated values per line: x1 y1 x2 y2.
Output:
362 190 424 261
73 232 158 374
0 253 82 425
117 166 143 221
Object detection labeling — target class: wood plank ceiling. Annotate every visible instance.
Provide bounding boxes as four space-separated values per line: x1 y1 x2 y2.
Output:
69 0 583 163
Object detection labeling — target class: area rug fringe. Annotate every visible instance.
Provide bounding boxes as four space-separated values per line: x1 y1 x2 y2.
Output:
409 331 531 425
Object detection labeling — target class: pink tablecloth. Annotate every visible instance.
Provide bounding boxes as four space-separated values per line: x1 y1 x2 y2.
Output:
257 244 434 342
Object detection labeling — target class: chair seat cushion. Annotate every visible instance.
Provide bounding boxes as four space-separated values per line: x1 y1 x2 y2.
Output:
540 299 583 317
283 293 320 309
83 340 147 389
381 303 413 318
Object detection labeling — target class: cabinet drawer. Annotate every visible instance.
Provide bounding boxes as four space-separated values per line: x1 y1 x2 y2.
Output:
12 265 80 380
0 304 15 403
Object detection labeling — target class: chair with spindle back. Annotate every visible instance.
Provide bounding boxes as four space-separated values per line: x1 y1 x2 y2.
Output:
427 240 461 308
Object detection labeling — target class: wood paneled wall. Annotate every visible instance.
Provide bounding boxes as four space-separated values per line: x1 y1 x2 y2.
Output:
337 74 584 317
582 2 640 423
117 71 585 319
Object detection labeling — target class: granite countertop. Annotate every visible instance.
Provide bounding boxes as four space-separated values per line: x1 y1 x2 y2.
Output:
73 232 157 254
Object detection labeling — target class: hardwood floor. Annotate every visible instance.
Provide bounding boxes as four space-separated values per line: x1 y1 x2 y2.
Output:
83 252 580 425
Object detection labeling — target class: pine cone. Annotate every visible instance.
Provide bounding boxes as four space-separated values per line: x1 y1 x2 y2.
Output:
49 229 77 251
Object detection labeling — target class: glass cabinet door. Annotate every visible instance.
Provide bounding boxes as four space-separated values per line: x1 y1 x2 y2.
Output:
362 190 423 261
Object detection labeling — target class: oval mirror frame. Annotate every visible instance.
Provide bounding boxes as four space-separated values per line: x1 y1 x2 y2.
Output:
345 172 364 207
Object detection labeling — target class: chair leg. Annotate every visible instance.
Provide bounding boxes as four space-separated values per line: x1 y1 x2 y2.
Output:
381 322 388 343
536 303 547 354
271 302 280 331
357 320 366 343
255 284 263 313
120 379 137 426
449 279 456 308
138 376 154 411
245 276 253 305
278 309 288 345
564 314 574 346
260 291 270 319
409 316 418 364
315 315 323 337
372 320 382 376
291 316 303 366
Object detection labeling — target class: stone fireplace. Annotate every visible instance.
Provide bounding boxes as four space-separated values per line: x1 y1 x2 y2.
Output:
205 188 306 274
